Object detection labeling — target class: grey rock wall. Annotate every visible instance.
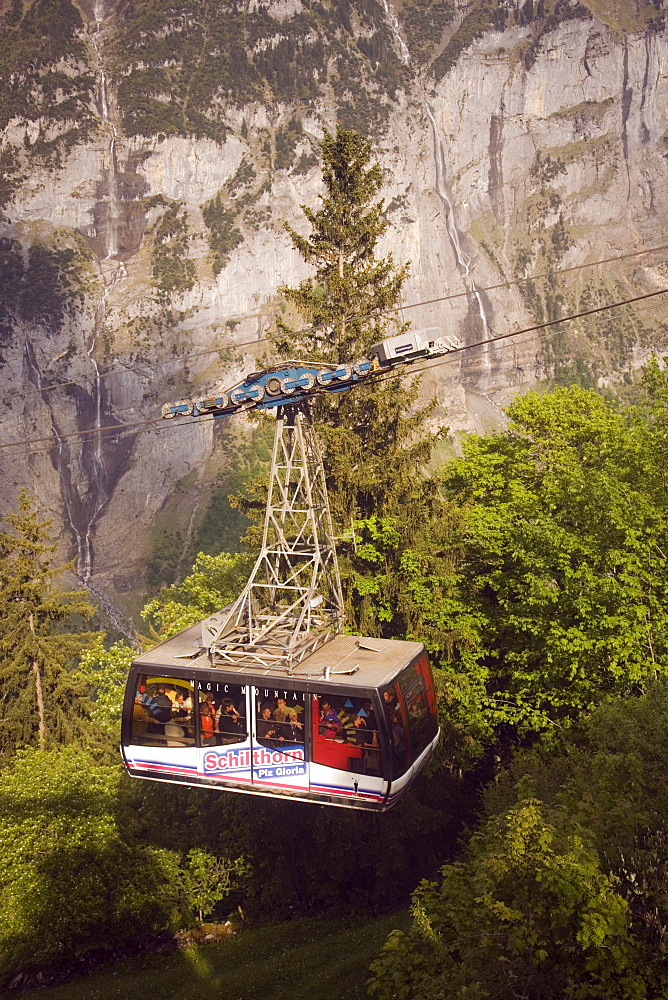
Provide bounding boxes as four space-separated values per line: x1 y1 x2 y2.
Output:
0 6 666 620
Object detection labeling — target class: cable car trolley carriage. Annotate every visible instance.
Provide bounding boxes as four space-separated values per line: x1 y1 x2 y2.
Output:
122 626 439 811
122 350 444 811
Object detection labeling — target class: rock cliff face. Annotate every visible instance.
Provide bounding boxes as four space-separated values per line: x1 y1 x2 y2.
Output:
0 0 666 621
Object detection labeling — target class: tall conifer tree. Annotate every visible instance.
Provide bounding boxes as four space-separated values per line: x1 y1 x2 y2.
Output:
278 123 443 633
0 491 101 754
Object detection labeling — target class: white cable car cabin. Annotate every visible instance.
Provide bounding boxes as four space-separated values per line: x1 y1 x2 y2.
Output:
121 620 440 812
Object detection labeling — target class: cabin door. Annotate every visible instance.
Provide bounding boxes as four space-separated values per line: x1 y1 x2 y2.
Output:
197 681 253 788
250 686 309 793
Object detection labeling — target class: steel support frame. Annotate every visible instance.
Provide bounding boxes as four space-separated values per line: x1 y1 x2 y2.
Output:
208 405 344 673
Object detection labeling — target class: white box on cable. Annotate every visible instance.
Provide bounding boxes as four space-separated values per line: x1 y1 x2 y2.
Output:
369 327 459 365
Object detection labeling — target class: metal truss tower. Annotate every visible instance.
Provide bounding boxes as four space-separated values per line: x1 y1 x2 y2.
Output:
205 405 345 673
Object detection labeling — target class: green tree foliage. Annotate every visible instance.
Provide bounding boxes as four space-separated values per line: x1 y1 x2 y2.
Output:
202 193 244 276
369 798 636 1000
278 124 442 631
68 552 252 750
0 747 182 983
0 0 96 206
281 122 408 364
0 491 101 754
74 640 135 744
0 235 96 347
0 747 248 984
111 0 406 139
370 662 668 999
142 550 252 639
181 849 247 924
429 383 668 746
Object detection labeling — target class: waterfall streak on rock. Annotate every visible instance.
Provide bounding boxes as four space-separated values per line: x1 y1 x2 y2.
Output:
23 341 89 577
425 103 491 368
380 0 410 64
92 0 120 260
75 0 129 581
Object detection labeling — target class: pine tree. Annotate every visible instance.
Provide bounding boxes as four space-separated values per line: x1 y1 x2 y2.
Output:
278 123 444 633
0 490 101 755
281 122 409 363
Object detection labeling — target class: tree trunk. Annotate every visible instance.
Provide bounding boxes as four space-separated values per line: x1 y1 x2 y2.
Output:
338 247 346 352
29 613 45 745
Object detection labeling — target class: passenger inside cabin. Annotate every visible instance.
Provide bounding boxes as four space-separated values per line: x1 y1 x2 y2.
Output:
383 688 398 717
144 685 173 733
391 710 406 766
361 698 378 734
133 692 149 734
172 693 189 722
217 698 243 739
257 706 281 747
284 709 304 743
352 712 377 747
318 699 344 741
200 693 216 744
273 697 291 723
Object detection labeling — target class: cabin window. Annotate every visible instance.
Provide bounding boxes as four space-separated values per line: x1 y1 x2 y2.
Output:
381 684 408 776
311 693 381 776
197 681 247 747
398 656 437 759
131 674 195 747
255 688 306 750
382 655 438 776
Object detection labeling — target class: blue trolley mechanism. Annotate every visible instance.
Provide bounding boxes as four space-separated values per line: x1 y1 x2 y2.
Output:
121 331 458 810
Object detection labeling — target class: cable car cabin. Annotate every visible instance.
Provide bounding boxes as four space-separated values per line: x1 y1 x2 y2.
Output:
121 622 440 812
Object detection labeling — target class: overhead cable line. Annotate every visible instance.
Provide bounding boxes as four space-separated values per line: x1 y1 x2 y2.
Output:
4 285 666 454
11 242 668 402
0 363 525 462
394 241 668 316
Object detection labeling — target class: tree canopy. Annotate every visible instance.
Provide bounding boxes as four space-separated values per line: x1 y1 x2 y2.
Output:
413 382 668 749
277 123 442 629
0 490 100 754
371 678 668 1000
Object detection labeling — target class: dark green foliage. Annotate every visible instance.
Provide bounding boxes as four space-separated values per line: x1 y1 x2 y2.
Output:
277 124 441 630
226 159 256 195
201 194 244 276
0 747 176 981
371 682 668 999
0 747 244 985
0 146 24 211
531 150 567 184
370 797 635 1000
0 0 97 203
281 123 408 367
111 0 407 139
537 278 658 386
398 0 455 63
150 202 196 302
0 235 93 339
119 758 467 917
195 424 274 556
431 2 495 79
293 149 318 175
274 115 304 171
429 382 668 748
489 683 668 996
0 491 100 755
523 0 592 68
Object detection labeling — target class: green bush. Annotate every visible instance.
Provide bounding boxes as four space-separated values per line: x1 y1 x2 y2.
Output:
0 747 182 982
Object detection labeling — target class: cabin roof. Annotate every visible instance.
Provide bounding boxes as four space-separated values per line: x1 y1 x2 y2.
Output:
133 617 423 690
